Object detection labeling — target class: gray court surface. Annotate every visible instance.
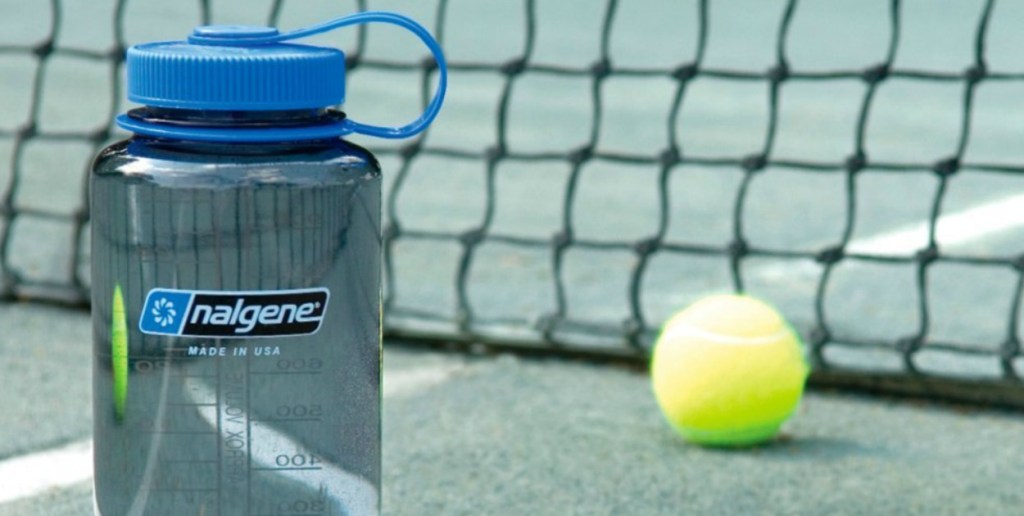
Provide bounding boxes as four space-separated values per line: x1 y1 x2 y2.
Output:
2 301 1023 515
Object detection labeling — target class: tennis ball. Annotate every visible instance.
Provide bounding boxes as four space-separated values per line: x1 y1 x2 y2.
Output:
112 283 129 423
650 294 808 447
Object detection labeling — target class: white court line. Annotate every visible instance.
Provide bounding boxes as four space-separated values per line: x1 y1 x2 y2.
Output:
0 439 92 505
846 192 1024 255
0 362 466 508
384 362 464 398
755 192 1024 282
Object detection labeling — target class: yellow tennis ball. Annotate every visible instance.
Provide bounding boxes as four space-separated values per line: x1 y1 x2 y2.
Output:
651 294 808 447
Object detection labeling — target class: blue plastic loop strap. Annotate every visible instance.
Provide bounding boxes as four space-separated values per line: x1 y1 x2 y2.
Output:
233 11 448 140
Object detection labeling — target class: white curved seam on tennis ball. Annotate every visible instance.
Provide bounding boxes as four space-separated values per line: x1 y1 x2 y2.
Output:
660 324 793 346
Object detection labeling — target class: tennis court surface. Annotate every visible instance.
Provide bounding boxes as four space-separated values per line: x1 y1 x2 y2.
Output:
1 303 1022 514
3 0 1024 514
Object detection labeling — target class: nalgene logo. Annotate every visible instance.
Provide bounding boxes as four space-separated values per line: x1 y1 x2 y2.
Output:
140 288 329 338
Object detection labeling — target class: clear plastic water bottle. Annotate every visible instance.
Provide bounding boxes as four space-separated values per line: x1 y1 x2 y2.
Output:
90 13 445 516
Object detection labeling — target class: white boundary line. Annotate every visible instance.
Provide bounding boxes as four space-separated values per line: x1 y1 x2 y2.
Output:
0 439 92 505
846 192 1024 255
384 362 464 398
755 193 1024 282
0 363 465 509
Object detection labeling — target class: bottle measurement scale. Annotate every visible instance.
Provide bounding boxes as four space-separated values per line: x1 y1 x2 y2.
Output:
90 12 446 516
104 345 366 515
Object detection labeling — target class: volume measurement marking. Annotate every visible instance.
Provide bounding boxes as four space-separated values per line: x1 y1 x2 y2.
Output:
252 417 323 423
142 487 219 492
251 467 324 472
250 371 323 376
140 430 218 435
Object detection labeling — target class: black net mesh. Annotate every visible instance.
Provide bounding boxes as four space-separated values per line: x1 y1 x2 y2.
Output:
2 0 1023 407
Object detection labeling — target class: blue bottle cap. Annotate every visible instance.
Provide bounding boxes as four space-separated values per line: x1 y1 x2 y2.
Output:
127 26 346 111
118 11 447 142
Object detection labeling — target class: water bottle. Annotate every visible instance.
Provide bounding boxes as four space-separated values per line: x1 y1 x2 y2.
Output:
90 12 446 516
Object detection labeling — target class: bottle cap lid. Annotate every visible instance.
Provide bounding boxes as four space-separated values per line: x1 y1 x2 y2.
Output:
119 12 447 141
128 26 346 111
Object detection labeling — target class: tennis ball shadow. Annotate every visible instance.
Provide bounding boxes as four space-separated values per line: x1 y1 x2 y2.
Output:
719 435 876 461
658 428 875 460
767 435 882 462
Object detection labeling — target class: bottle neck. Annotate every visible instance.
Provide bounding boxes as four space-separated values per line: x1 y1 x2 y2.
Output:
125 108 354 154
123 107 351 152
127 107 345 129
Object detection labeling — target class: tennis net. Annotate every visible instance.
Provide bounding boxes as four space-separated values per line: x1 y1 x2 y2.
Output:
1 0 1023 407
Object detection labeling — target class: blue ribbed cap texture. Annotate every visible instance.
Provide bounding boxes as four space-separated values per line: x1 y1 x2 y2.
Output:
126 25 346 110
